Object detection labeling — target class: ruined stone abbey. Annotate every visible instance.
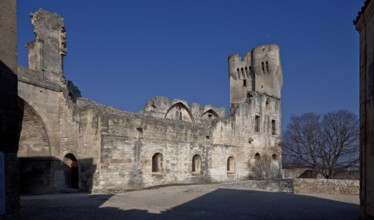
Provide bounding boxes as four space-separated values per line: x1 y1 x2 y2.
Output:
18 9 283 194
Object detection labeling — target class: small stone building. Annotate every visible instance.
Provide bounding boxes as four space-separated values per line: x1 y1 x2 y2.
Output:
18 9 283 194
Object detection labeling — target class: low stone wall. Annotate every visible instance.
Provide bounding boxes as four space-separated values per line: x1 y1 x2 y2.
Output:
221 179 294 192
293 178 359 195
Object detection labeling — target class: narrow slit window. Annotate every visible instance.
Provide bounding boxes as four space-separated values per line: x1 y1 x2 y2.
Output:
237 68 240 79
272 120 276 135
261 62 265 72
255 115 260 132
266 61 269 72
243 79 247 87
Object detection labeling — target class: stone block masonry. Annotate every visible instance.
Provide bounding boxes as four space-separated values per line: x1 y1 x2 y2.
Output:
0 0 20 219
17 9 283 194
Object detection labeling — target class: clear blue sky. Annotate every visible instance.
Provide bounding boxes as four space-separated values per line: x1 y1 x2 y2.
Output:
17 1 364 131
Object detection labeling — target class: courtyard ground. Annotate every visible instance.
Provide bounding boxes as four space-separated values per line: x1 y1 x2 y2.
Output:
20 182 359 220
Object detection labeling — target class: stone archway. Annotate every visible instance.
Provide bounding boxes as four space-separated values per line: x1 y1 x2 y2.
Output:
18 99 53 194
64 153 79 189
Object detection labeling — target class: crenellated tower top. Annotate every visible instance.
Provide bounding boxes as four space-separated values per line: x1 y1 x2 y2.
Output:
229 44 283 105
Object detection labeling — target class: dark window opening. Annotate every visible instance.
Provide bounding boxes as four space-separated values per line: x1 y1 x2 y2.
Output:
237 68 240 79
243 79 247 87
255 153 261 160
272 120 276 135
272 154 277 160
261 62 265 72
247 92 252 99
255 115 260 132
152 153 163 173
266 61 269 72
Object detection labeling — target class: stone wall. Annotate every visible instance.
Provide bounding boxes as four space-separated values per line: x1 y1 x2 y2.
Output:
17 9 283 194
354 0 374 219
293 178 359 195
0 0 20 219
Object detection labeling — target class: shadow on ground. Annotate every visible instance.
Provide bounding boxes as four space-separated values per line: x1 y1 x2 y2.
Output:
21 188 359 220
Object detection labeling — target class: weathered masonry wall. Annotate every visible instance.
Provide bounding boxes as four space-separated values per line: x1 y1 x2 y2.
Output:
17 9 283 194
293 179 359 195
355 0 374 219
0 0 20 219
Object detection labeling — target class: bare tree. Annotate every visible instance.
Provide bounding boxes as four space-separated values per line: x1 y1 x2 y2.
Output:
282 110 359 179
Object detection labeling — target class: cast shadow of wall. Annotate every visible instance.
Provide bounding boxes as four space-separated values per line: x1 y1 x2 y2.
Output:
19 156 96 194
21 188 359 220
0 60 22 152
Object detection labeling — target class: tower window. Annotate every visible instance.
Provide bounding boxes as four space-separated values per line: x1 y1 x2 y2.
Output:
247 92 252 99
255 115 260 132
261 62 265 72
272 120 276 135
243 79 247 87
266 61 269 72
237 68 240 79
272 154 277 160
255 153 261 160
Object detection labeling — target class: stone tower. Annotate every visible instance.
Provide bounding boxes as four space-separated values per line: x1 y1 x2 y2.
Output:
228 44 283 137
226 44 283 178
228 44 283 104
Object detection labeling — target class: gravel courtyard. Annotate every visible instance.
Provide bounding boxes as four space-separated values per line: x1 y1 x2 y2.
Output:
21 182 359 220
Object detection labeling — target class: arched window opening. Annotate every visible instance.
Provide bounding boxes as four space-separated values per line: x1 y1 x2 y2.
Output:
64 153 79 189
152 153 163 173
272 154 277 160
254 153 261 160
201 109 219 120
227 156 235 173
192 154 202 174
